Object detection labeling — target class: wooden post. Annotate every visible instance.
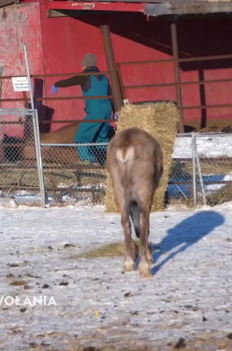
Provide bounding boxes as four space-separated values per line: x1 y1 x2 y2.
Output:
171 21 184 133
100 25 123 112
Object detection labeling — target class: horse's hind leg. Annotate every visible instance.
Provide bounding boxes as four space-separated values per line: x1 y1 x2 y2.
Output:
121 212 135 272
138 210 152 278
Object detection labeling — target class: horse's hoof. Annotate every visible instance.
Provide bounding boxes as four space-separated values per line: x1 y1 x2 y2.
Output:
124 257 135 272
139 270 153 278
139 260 152 278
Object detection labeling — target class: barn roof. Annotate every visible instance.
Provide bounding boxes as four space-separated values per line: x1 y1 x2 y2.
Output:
46 0 232 17
2 0 232 17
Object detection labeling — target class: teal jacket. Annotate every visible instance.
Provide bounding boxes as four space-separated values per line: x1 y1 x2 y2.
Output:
54 66 113 163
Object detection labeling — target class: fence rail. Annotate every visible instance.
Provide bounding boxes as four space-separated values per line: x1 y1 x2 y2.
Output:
1 52 232 130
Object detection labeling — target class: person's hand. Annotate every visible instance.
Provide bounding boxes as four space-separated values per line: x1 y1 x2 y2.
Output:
51 85 58 94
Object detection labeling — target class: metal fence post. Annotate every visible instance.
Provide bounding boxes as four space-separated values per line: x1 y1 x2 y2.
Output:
32 109 47 206
192 132 197 208
23 44 34 110
194 135 207 206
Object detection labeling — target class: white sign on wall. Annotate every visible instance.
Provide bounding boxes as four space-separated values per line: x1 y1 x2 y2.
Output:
12 76 30 92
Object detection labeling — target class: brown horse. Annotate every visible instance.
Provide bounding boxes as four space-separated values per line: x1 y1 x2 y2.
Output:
23 122 115 164
23 122 80 164
106 127 163 278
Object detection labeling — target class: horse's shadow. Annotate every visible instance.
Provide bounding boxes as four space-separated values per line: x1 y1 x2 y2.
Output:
150 210 224 275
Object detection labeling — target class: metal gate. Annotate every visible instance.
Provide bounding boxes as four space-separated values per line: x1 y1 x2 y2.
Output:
0 108 46 206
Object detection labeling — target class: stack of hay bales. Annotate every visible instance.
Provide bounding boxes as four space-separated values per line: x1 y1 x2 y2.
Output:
105 101 179 212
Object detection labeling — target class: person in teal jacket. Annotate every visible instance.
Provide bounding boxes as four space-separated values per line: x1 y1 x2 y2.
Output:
52 53 114 165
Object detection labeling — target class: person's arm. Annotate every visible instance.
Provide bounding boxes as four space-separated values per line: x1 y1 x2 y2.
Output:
54 75 88 88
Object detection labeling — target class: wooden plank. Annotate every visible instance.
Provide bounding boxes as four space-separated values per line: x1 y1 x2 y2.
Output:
145 2 232 16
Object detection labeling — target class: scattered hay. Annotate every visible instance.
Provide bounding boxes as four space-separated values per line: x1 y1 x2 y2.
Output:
206 182 232 206
105 102 179 212
10 280 27 286
73 240 141 259
74 242 125 259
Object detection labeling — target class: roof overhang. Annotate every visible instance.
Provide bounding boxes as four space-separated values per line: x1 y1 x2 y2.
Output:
0 0 20 8
46 0 232 17
145 1 232 16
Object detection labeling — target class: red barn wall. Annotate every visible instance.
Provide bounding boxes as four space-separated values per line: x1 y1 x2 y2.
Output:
1 0 232 134
39 8 176 131
39 6 232 130
0 2 44 138
177 16 232 126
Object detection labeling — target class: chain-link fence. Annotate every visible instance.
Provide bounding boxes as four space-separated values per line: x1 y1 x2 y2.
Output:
168 133 232 208
1 115 232 209
40 143 108 206
0 109 46 205
194 133 232 207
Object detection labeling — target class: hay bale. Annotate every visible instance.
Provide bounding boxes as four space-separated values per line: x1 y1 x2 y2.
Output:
105 102 179 212
105 170 118 212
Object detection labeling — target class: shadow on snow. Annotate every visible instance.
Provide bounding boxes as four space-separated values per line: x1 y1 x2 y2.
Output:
151 210 224 275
